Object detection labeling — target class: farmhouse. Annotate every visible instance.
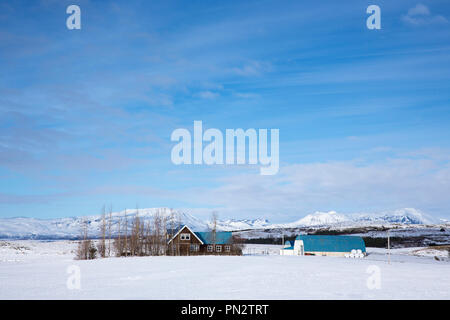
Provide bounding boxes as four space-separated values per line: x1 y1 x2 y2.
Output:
280 235 366 257
167 225 238 255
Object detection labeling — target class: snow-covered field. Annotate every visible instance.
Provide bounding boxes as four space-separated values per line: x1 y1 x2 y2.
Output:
0 240 449 299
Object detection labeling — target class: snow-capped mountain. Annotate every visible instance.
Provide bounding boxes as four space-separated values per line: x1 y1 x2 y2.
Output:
284 211 350 227
0 207 443 239
271 208 437 228
213 218 271 231
269 208 437 228
0 208 209 240
370 208 436 225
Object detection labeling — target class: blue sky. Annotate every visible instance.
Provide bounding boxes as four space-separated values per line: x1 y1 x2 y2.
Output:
1 0 450 221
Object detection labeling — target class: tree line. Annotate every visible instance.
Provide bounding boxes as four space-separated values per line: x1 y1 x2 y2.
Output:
76 208 243 259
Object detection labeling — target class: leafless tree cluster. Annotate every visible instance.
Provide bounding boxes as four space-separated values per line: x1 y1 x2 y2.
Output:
112 208 182 257
77 205 113 260
97 206 106 258
230 235 245 255
75 208 243 260
76 219 97 260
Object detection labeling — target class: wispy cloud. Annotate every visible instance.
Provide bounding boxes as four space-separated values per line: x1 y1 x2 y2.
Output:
402 4 448 25
1 1 450 220
233 92 260 99
197 91 220 99
170 151 450 221
230 61 272 77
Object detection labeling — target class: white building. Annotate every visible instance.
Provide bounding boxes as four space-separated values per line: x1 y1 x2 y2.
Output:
280 235 366 257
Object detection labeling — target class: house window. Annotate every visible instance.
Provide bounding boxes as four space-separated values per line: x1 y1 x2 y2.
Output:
190 244 199 252
215 245 222 252
225 245 231 252
207 245 213 252
180 233 190 241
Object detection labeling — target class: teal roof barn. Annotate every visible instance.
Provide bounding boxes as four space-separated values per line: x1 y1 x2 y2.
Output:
293 235 366 253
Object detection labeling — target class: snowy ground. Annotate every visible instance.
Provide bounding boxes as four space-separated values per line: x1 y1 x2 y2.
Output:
0 240 449 299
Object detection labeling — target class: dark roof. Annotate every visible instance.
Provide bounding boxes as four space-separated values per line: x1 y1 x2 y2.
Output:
194 231 232 245
295 235 366 253
167 225 204 244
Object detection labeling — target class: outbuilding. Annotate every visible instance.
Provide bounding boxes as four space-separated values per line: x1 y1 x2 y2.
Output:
280 235 366 257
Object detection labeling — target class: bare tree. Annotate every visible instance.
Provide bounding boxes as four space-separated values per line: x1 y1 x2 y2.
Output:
141 214 147 255
87 240 97 259
114 215 123 257
108 204 112 257
131 208 142 256
230 235 244 256
168 209 176 255
125 206 147 256
210 211 218 254
76 218 97 260
76 219 87 260
161 213 168 255
124 209 128 257
97 206 106 258
175 211 182 256
144 220 151 255
152 210 161 255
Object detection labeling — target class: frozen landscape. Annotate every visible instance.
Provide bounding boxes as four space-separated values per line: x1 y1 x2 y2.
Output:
0 207 447 239
1 207 448 299
0 240 449 299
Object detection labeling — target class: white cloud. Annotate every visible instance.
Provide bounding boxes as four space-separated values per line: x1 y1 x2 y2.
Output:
408 4 430 16
197 91 219 99
233 92 260 99
231 61 272 77
173 152 450 221
402 4 448 25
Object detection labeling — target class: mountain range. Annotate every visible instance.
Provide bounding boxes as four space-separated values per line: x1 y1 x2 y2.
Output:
0 207 446 239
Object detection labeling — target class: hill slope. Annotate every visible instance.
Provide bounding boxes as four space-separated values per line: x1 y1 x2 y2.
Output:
0 207 444 239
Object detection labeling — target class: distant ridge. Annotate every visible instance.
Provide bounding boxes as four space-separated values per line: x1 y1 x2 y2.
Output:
270 208 438 228
0 208 207 240
0 207 445 240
